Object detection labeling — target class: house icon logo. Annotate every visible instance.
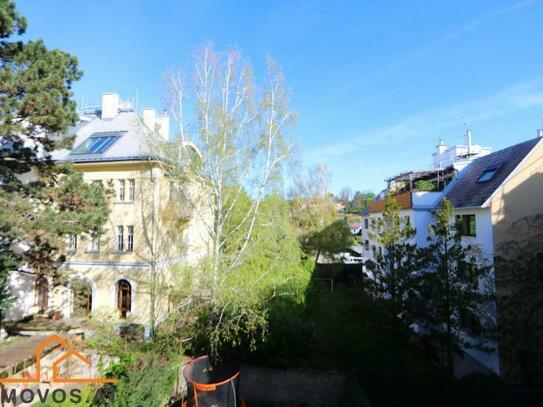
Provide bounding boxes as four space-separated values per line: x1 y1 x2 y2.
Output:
0 335 119 384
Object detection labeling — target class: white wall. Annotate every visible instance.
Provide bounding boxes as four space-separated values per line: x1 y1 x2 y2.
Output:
361 209 433 260
454 207 494 263
5 271 35 321
412 191 442 208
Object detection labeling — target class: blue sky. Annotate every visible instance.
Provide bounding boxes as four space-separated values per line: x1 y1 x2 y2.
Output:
18 0 543 193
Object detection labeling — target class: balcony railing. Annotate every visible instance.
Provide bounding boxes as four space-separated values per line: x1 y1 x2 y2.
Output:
368 191 412 213
368 190 444 213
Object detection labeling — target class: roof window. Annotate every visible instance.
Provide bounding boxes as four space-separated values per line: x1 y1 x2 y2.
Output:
477 168 497 183
72 133 121 154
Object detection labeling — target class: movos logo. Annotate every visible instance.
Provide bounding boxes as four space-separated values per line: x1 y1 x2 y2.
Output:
0 335 118 404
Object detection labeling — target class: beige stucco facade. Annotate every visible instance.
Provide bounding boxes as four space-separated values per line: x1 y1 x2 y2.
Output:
488 138 543 379
46 160 209 326
490 138 543 255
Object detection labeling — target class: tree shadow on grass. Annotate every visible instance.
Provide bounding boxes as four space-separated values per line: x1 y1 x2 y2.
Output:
223 263 513 406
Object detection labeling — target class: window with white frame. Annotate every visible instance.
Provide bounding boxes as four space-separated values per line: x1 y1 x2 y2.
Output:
168 181 174 201
456 214 476 237
88 230 99 252
67 234 77 252
127 179 135 201
118 180 125 201
116 226 124 251
127 226 134 252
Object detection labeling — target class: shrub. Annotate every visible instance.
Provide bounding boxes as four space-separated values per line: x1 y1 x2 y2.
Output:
96 354 178 407
414 180 436 191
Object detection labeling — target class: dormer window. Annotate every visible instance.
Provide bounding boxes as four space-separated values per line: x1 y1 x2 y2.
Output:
477 168 497 183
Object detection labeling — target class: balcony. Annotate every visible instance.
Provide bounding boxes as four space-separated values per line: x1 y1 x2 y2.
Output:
368 191 443 213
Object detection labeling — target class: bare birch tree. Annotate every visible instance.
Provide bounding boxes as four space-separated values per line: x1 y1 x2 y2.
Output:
288 164 337 250
145 44 298 355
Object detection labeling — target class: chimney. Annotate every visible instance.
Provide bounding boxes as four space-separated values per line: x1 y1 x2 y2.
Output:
155 112 170 141
101 92 119 119
143 108 156 131
538 129 543 138
466 129 473 156
436 139 447 154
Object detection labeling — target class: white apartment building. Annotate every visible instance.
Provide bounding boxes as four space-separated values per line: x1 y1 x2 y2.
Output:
361 132 543 376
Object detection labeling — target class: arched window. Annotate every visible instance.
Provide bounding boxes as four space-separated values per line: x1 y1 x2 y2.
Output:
116 279 132 318
36 277 49 313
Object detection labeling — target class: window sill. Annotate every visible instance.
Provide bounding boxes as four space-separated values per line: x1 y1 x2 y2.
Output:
114 201 134 205
85 250 100 254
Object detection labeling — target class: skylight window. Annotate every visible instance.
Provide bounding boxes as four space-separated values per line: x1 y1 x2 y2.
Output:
477 168 497 183
72 133 120 154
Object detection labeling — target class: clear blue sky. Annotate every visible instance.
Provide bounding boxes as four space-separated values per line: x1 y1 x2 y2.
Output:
18 0 543 193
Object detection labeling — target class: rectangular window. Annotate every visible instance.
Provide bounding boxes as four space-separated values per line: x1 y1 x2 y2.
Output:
89 230 99 252
127 179 135 201
92 180 103 187
477 168 497 183
116 226 124 251
67 234 77 252
456 214 476 237
118 180 125 201
72 133 120 154
403 215 411 225
127 226 134 252
168 181 174 201
364 218 369 229
365 240 369 250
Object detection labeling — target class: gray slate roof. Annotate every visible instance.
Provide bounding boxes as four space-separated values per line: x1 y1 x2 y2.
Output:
51 112 152 163
445 137 542 208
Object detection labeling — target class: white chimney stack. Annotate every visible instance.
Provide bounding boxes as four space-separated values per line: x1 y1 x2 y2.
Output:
143 108 156 131
155 113 170 141
436 139 447 154
466 129 473 156
101 92 119 119
538 129 543 138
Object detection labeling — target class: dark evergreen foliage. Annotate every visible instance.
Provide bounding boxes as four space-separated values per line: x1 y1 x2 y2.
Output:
0 0 109 318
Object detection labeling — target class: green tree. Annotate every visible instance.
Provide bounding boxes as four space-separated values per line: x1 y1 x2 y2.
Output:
350 190 375 212
366 195 419 320
0 0 109 320
418 199 494 374
289 164 338 253
305 218 354 263
145 44 307 357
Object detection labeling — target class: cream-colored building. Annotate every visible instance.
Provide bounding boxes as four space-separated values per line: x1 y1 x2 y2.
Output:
6 93 209 330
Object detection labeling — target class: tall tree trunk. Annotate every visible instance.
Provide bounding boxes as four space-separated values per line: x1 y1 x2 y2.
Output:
315 247 321 263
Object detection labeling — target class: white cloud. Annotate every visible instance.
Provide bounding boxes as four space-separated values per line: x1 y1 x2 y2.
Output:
306 77 543 162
